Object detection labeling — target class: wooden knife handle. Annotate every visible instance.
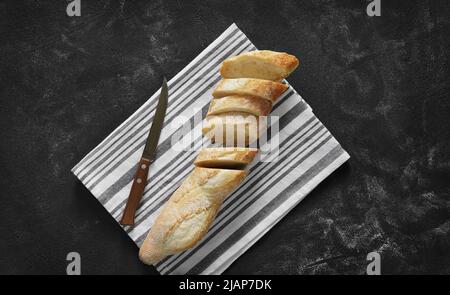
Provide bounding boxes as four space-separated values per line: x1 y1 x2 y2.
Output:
120 157 151 226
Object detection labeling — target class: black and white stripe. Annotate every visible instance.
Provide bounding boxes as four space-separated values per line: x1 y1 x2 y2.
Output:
72 23 349 275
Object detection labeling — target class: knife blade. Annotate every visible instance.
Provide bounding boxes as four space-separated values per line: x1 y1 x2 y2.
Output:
120 78 169 226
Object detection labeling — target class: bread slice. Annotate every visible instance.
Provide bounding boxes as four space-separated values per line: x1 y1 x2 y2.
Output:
194 147 258 169
139 167 246 265
208 95 272 117
220 50 299 81
202 112 266 146
212 78 288 103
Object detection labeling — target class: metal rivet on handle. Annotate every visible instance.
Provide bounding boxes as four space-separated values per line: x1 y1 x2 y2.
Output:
136 178 142 184
141 164 147 169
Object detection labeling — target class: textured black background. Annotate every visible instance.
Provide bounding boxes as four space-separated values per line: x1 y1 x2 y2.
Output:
0 0 449 274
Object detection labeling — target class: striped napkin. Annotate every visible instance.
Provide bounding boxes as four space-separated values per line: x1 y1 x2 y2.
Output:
72 23 349 275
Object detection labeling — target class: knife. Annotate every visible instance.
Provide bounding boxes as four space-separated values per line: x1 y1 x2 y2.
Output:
120 78 169 226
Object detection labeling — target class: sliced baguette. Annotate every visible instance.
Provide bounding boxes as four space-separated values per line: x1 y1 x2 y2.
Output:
208 95 272 117
139 50 300 266
139 167 246 265
212 78 288 103
220 50 299 81
194 147 258 169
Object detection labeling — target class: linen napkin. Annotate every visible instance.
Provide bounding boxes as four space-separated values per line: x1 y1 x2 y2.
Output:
72 23 350 275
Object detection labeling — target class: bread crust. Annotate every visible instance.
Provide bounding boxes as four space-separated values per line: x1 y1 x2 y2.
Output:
212 78 288 103
194 147 258 169
208 95 272 117
139 167 246 265
220 50 299 81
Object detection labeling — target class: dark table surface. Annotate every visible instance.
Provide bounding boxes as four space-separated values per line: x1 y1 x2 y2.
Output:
0 0 449 275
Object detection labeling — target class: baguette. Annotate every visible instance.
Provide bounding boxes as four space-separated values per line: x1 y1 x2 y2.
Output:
139 167 247 265
208 95 272 117
139 50 299 267
212 78 288 103
220 50 299 81
194 147 258 169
